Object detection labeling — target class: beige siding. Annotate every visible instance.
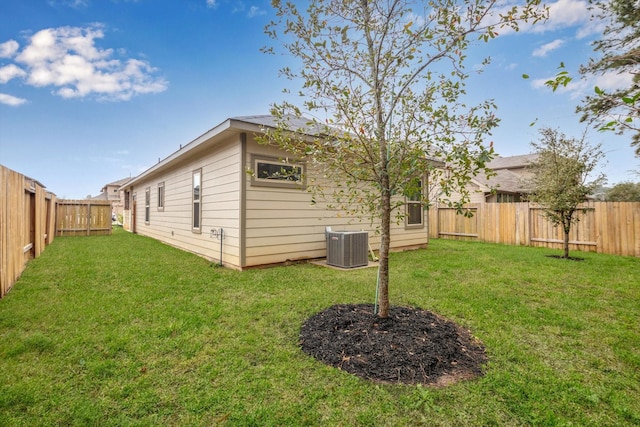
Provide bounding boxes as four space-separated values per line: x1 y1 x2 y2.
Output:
243 137 428 268
131 136 243 269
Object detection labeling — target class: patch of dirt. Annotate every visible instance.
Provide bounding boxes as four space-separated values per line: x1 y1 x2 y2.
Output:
299 303 487 386
546 255 585 261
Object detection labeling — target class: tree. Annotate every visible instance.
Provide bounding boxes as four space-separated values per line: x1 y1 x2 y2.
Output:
578 0 640 155
263 0 546 317
526 128 606 259
606 181 640 201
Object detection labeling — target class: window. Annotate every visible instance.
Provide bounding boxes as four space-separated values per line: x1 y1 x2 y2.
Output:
124 190 130 210
144 187 150 224
405 178 423 227
157 182 165 211
496 193 522 203
251 155 305 188
192 169 202 232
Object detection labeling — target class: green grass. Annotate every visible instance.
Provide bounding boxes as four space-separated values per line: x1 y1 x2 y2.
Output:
1 228 638 426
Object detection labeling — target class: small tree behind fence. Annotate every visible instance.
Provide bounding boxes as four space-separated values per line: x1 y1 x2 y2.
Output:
430 202 640 257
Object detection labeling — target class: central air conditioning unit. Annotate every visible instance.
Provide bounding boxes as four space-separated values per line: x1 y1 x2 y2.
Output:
325 228 369 268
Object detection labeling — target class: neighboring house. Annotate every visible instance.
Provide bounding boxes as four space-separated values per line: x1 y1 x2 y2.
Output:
120 115 432 270
466 154 538 203
92 177 130 220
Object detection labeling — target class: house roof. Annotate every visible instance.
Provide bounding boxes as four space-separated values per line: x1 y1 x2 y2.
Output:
474 169 529 194
487 154 538 170
232 115 330 136
121 114 449 190
101 177 131 192
470 153 538 195
121 115 311 190
91 192 109 200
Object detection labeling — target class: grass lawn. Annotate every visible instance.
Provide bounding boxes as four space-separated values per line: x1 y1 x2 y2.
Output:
0 228 638 426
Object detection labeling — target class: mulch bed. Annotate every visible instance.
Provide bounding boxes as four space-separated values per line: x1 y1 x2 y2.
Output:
300 303 487 386
546 255 585 261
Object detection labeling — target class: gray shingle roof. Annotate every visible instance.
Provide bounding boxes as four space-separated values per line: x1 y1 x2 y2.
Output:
231 115 331 137
475 169 529 193
487 154 538 170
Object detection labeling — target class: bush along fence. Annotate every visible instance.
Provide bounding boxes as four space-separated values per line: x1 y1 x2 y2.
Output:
429 201 640 257
1 164 57 298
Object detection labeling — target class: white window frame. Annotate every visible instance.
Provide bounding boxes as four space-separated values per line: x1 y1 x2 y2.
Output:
144 187 150 224
192 169 202 233
250 155 305 189
405 178 424 228
157 182 165 211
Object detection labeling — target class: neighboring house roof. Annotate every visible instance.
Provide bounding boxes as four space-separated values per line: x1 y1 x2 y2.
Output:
93 177 130 201
474 169 529 194
91 192 109 200
101 177 131 193
487 154 538 171
472 153 538 195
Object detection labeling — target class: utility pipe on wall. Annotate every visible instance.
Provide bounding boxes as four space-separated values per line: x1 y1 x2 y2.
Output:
210 228 223 266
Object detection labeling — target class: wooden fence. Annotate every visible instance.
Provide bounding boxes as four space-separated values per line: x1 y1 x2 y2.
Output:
429 201 640 257
56 200 112 236
1 164 57 298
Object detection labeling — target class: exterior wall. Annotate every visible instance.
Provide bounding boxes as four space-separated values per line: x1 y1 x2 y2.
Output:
243 136 429 268
122 124 432 270
440 183 486 205
129 135 243 269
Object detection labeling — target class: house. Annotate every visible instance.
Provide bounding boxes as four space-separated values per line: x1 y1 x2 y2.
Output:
92 177 130 221
467 154 538 203
120 115 431 270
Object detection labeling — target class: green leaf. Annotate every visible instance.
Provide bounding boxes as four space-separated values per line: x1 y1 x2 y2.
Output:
522 74 530 79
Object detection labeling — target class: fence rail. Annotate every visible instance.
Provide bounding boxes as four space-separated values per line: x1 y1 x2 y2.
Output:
1 164 56 298
429 201 640 257
56 200 112 237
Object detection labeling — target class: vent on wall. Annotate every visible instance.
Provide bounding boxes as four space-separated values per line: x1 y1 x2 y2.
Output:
325 228 369 268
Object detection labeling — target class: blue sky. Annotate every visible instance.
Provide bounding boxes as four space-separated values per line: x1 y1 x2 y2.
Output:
0 0 637 199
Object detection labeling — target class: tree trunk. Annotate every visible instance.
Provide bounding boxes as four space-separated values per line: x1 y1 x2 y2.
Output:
378 184 391 318
563 213 571 259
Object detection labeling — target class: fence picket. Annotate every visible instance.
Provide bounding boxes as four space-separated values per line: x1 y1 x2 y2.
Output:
430 202 640 257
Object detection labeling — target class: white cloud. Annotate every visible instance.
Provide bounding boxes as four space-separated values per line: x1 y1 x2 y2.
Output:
248 6 266 17
532 39 565 57
488 0 591 38
529 0 592 36
0 93 28 106
206 0 218 8
7 25 167 101
0 64 27 83
47 0 89 8
230 2 266 17
591 71 634 92
0 40 19 58
531 70 634 101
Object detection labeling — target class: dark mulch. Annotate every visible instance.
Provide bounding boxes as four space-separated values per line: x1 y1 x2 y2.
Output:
300 303 487 386
546 255 585 261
